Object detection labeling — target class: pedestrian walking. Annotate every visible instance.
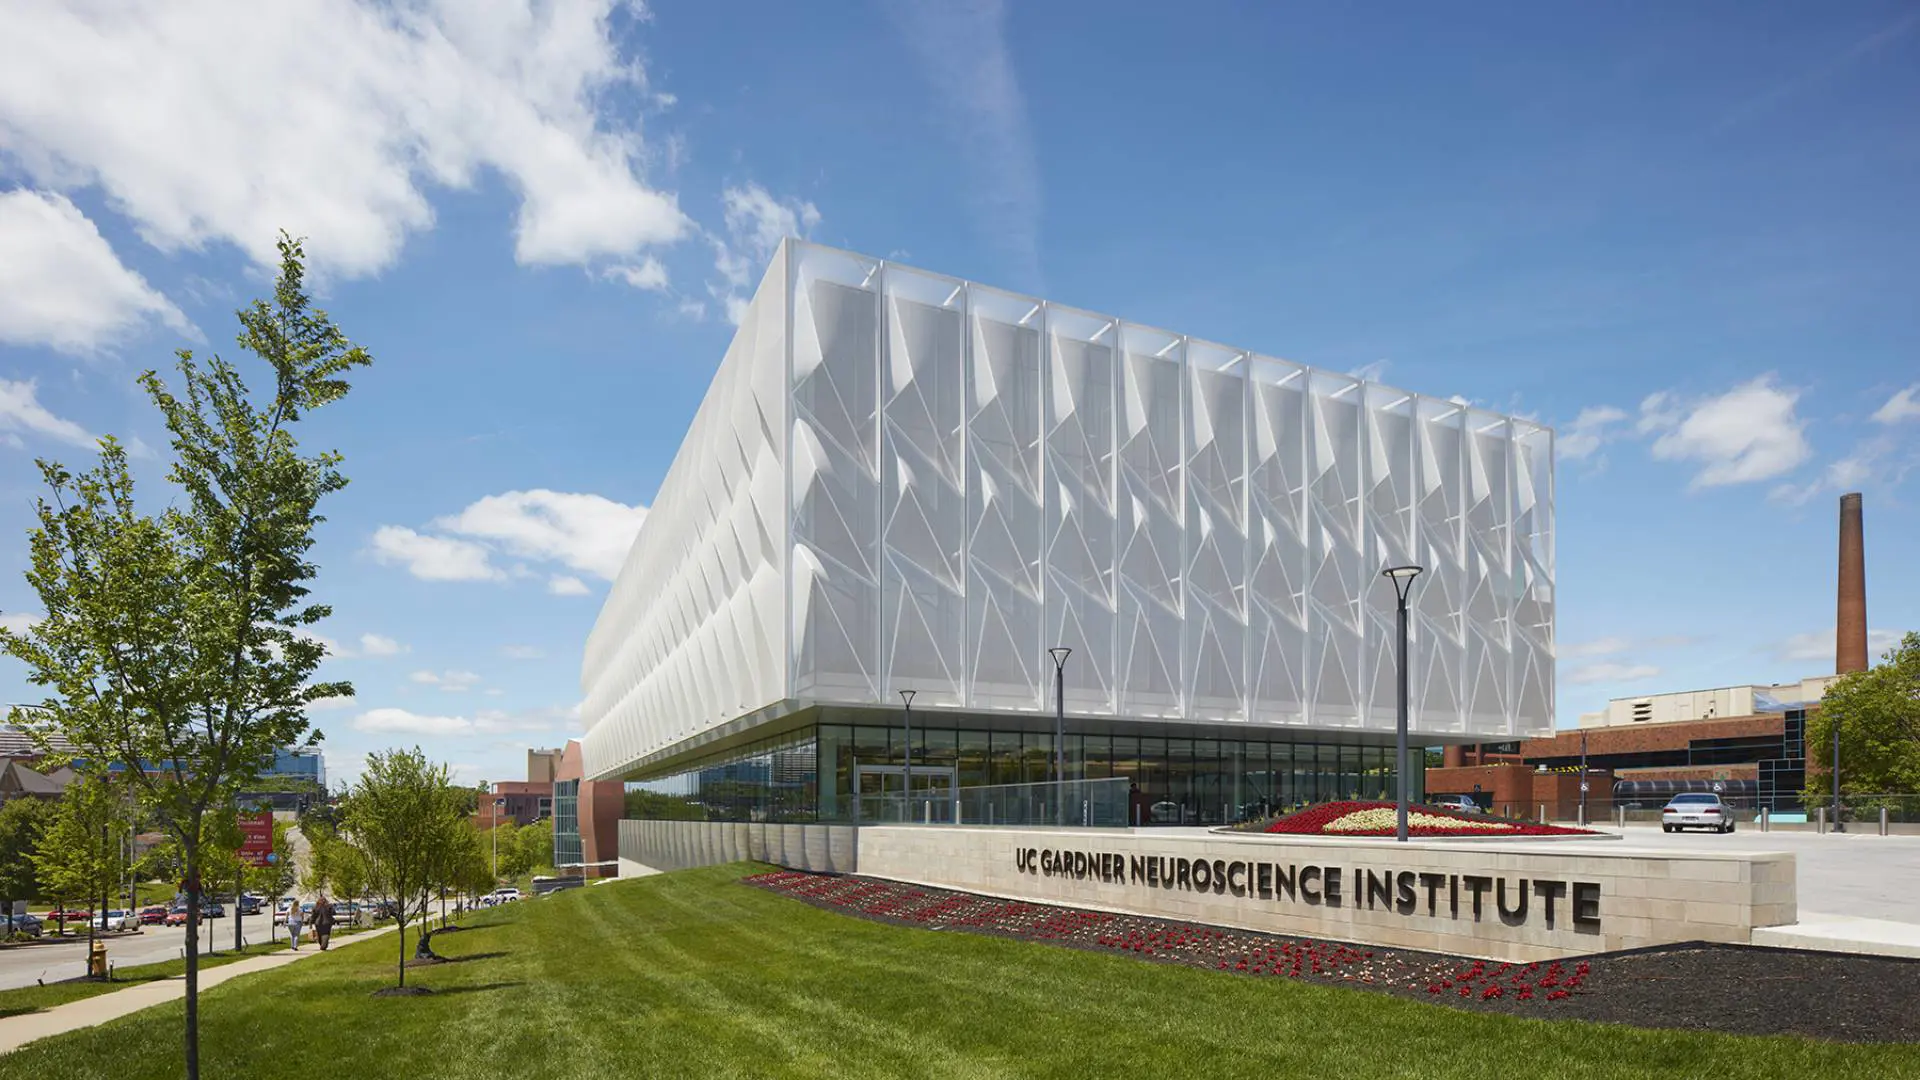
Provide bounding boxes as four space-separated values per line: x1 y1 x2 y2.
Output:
287 899 304 950
312 894 335 951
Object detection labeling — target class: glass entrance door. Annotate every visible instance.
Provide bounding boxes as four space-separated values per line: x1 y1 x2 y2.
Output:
855 765 957 823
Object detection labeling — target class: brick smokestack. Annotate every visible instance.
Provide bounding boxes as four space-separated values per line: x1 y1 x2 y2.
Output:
1837 492 1867 674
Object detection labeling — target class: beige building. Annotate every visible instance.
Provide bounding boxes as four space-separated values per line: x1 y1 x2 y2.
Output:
1576 675 1838 729
526 747 562 785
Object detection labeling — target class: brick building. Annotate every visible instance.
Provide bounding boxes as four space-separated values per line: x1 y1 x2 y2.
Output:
1427 677 1831 819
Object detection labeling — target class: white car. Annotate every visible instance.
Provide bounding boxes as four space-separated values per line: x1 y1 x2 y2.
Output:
93 909 141 932
1429 795 1484 814
1662 792 1734 833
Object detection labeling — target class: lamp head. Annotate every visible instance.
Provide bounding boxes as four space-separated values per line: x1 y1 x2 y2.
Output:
898 689 916 707
1381 564 1424 602
1048 646 1073 668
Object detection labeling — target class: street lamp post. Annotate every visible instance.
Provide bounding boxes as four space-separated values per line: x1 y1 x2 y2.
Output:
1833 720 1844 834
1382 566 1424 843
1048 648 1072 826
490 798 505 879
898 690 916 823
1579 729 1590 826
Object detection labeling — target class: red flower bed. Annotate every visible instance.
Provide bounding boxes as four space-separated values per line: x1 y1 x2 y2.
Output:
744 870 1593 1009
1257 800 1598 838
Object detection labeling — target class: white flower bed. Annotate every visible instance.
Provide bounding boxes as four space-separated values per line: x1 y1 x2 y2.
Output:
1322 808 1512 833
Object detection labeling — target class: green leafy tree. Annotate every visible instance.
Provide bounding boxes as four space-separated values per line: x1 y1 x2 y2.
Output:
31 775 131 950
624 789 706 821
344 747 464 988
0 796 55 924
491 820 535 880
516 818 554 875
0 235 369 1080
1806 631 1920 811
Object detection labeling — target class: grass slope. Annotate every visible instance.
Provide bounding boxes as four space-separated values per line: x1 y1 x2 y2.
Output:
1 863 1915 1080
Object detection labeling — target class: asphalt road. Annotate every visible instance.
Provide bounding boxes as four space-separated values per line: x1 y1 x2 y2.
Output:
0 913 289 991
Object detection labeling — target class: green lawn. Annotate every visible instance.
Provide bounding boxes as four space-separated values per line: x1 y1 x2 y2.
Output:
1 863 1915 1079
0 941 290 1020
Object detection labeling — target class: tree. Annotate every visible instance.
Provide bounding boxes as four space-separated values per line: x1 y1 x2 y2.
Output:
490 820 535 880
1806 631 1920 809
344 747 464 989
0 235 369 1079
0 797 54 924
32 775 131 953
515 818 554 875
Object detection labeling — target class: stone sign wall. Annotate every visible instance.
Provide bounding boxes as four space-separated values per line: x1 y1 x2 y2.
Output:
856 826 1795 962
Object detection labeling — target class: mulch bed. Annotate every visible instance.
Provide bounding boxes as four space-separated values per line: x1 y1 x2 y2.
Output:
744 870 1920 1043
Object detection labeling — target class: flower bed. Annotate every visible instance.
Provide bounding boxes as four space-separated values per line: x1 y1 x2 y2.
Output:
1254 800 1598 838
744 870 1591 1010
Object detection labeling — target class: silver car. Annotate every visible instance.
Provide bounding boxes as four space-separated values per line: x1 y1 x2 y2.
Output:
1662 792 1734 833
1429 795 1484 814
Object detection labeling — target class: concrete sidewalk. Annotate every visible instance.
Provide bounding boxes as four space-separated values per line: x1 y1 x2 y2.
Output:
0 924 397 1055
1753 913 1920 960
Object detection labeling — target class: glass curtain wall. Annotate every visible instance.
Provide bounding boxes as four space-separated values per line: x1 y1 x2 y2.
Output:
630 717 1423 826
551 779 582 870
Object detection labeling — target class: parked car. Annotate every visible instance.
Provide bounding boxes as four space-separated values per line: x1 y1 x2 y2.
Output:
93 909 142 932
139 905 168 925
1662 792 1734 833
1428 795 1484 814
42 908 92 926
164 906 190 927
3 913 44 938
201 901 226 919
237 895 263 916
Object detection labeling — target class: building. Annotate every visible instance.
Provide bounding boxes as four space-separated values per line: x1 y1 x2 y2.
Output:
479 780 552 828
527 747 562 785
580 240 1555 824
1428 679 1826 818
263 746 326 789
552 740 620 878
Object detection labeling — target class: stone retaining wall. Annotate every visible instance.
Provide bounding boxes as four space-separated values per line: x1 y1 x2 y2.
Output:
856 826 1796 962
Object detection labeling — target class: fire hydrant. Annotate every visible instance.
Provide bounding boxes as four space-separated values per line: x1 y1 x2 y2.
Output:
88 942 108 979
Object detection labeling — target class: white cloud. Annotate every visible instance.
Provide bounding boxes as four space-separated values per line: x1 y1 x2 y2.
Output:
884 0 1041 285
1566 663 1663 685
0 189 191 354
358 633 406 657
1776 627 1907 663
367 525 501 582
1639 376 1811 487
0 611 43 634
1557 405 1629 462
305 694 359 712
1558 635 1695 659
548 575 591 596
352 707 473 736
0 0 689 284
0 378 100 450
1872 385 1920 425
433 489 646 580
708 182 819 324
501 645 545 660
1768 433 1909 507
410 669 482 691
606 256 670 292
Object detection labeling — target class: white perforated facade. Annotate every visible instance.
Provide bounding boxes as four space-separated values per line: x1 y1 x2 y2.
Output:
581 240 1554 782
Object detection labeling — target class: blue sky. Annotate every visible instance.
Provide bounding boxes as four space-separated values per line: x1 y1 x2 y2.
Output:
0 1 1915 788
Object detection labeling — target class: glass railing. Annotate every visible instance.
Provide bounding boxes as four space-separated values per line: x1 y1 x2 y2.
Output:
864 777 1133 828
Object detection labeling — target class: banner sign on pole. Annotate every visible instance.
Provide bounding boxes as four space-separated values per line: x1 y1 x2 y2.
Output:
239 811 274 867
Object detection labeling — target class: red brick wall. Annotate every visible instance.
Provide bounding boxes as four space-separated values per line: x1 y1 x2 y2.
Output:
1522 714 1785 759
557 740 621 878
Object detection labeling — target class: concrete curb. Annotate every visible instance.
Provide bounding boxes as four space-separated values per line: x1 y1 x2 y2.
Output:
0 923 399 1055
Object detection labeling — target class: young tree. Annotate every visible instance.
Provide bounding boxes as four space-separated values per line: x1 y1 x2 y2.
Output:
0 796 54 925
0 235 369 1079
1806 631 1920 809
516 818 555 876
31 775 131 955
491 819 535 880
344 747 463 989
